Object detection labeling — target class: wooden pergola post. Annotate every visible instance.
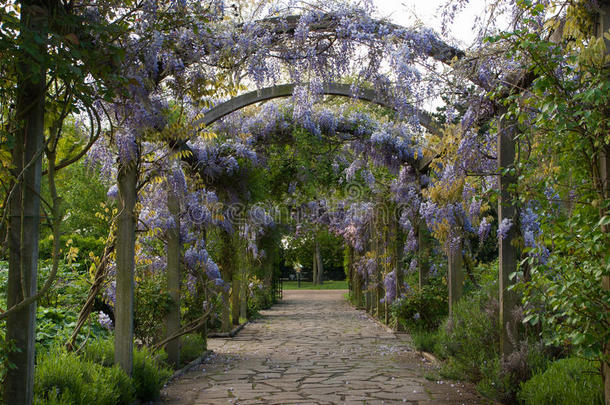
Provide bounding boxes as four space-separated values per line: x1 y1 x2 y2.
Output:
4 2 47 402
115 161 138 374
447 237 464 315
497 110 519 358
418 220 431 288
165 186 181 367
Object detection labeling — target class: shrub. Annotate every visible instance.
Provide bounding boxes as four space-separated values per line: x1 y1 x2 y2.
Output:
390 278 448 331
180 333 207 366
38 234 105 262
83 338 172 401
250 287 273 313
34 347 134 405
0 330 18 402
518 357 603 405
134 274 173 345
133 345 172 401
435 287 499 376
434 287 556 403
409 327 440 353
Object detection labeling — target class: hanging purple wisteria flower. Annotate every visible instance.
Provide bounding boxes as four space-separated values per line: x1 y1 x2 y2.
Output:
497 218 513 240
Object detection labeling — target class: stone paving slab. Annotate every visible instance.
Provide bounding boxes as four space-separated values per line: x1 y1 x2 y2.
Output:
158 290 490 405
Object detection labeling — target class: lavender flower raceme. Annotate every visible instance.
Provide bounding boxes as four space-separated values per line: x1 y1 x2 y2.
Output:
497 218 513 240
98 312 113 330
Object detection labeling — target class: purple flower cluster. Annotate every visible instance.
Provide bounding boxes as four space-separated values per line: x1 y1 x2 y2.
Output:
383 270 397 304
98 312 113 330
497 218 513 240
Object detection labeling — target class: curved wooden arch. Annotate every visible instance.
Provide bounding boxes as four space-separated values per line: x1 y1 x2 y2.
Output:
193 82 437 170
197 82 439 136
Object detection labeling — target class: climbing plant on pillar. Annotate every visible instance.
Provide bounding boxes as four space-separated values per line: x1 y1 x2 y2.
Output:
488 0 610 399
0 2 126 402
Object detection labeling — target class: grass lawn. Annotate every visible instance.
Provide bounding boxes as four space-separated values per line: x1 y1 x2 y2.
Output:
282 280 348 290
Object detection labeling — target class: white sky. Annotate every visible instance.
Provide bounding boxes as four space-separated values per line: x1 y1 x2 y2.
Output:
372 0 483 48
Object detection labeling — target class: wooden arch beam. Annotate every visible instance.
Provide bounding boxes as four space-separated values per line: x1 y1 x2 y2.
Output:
194 82 439 170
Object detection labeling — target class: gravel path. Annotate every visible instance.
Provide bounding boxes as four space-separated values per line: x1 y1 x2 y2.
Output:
158 290 487 404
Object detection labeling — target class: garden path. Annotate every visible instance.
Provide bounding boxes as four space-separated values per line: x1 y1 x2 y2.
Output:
158 290 487 405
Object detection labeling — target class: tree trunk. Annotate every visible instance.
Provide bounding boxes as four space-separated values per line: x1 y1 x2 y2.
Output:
115 161 138 374
165 187 181 367
4 2 47 403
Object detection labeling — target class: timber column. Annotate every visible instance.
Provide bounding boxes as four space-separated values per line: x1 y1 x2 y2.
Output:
497 108 519 358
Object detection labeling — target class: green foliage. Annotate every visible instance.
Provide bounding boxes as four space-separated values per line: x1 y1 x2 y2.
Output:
31 261 108 349
0 326 18 400
496 0 610 370
42 158 111 241
82 338 172 401
435 290 499 380
180 333 207 367
282 229 345 281
39 234 105 262
249 286 273 313
519 211 610 362
34 347 134 405
429 266 558 403
409 327 440 353
518 358 603 405
134 273 173 345
133 345 172 401
35 307 78 348
390 277 447 331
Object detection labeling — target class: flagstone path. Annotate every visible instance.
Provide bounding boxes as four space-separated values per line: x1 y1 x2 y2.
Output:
158 290 488 405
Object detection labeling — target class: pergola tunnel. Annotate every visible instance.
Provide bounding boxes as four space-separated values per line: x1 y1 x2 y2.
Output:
0 1 609 405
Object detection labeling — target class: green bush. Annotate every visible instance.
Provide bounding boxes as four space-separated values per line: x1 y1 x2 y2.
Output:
0 329 18 402
38 234 105 262
250 287 273 313
34 347 134 405
83 338 172 401
433 283 556 403
81 338 114 367
390 278 448 331
180 333 207 366
409 327 440 353
133 345 172 401
435 291 498 379
518 357 603 405
134 274 173 345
